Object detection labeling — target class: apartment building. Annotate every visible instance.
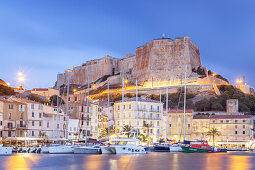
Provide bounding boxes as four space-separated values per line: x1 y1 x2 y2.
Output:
0 98 27 138
114 97 163 141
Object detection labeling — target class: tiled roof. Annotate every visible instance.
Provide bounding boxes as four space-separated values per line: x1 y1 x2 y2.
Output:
166 109 194 113
194 115 253 119
0 98 25 104
10 97 42 105
115 97 161 103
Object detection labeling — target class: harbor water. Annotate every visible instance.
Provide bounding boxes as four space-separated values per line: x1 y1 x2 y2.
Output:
0 152 254 170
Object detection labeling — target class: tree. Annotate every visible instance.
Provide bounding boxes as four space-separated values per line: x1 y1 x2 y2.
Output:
99 128 114 139
50 95 65 106
123 125 133 138
0 85 15 96
206 128 220 146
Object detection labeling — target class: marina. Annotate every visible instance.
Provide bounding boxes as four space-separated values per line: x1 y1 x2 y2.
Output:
0 152 254 170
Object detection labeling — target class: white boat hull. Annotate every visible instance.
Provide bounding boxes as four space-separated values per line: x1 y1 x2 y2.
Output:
169 146 183 152
100 146 114 154
114 145 146 154
41 146 49 153
74 147 100 154
49 146 74 154
0 147 12 156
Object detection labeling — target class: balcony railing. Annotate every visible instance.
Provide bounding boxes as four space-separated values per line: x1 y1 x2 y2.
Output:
4 126 16 130
136 116 161 120
17 124 27 128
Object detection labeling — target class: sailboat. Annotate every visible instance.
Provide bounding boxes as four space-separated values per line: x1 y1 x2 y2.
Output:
100 79 146 154
49 70 75 154
74 67 101 154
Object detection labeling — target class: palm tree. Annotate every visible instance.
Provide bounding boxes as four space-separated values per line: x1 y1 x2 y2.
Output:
206 128 220 146
39 132 48 143
123 125 133 138
99 128 114 139
143 123 151 145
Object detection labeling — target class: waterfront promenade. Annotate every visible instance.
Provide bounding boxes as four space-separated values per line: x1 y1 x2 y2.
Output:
0 152 254 170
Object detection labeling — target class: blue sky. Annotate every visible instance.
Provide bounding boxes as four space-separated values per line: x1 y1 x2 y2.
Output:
0 0 254 89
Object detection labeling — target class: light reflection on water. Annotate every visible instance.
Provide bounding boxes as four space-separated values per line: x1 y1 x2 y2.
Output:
1 152 254 170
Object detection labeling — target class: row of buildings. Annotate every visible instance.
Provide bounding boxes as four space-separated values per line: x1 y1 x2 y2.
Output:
0 94 255 148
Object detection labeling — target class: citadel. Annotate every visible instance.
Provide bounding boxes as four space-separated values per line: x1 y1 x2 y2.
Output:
56 37 228 90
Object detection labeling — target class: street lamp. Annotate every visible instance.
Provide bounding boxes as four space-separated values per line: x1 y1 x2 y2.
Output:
124 79 128 84
73 88 77 93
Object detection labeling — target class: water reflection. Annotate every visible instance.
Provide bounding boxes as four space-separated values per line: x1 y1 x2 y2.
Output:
1 152 255 170
4 153 39 170
230 155 252 170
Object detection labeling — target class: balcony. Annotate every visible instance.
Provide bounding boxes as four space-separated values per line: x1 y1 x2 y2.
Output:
17 124 27 129
136 116 161 120
4 126 16 130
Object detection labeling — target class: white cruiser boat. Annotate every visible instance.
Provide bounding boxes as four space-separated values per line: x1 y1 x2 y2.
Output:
102 138 146 154
0 144 12 156
48 145 75 154
169 145 183 152
74 145 100 154
41 144 60 153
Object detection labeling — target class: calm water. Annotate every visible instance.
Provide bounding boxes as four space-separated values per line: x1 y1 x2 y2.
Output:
0 152 254 170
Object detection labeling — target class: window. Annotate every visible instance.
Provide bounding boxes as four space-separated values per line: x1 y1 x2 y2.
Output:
243 120 246 123
188 124 191 128
235 131 238 134
124 105 125 110
243 131 245 134
243 125 245 128
32 121 34 126
0 121 2 126
150 113 152 118
39 113 42 118
151 105 153 111
226 120 229 123
129 104 131 109
157 106 159 111
169 124 171 128
57 124 59 129
9 104 13 109
47 122 49 128
32 112 34 117
20 113 23 119
9 113 12 119
118 105 120 110
32 131 34 136
31 104 34 109
70 127 72 131
39 121 42 126
235 125 238 128
213 120 215 123
220 120 223 123
235 120 238 123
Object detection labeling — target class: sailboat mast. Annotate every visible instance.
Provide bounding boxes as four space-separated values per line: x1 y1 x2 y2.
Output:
165 87 168 142
107 80 110 139
66 70 71 139
183 64 187 141
85 67 90 145
159 89 161 142
121 78 124 133
56 86 60 139
136 79 138 138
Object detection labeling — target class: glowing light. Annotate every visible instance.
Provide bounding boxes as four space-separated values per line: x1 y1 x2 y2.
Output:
18 72 23 76
73 89 77 92
7 82 10 86
92 84 96 89
236 79 243 84
212 73 216 77
19 76 25 83
124 79 128 84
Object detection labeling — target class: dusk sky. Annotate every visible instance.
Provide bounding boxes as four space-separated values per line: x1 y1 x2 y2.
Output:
0 0 255 89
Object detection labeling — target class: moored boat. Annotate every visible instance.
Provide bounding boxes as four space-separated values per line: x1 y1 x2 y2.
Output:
0 144 12 156
74 146 100 154
182 140 212 153
48 145 75 154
